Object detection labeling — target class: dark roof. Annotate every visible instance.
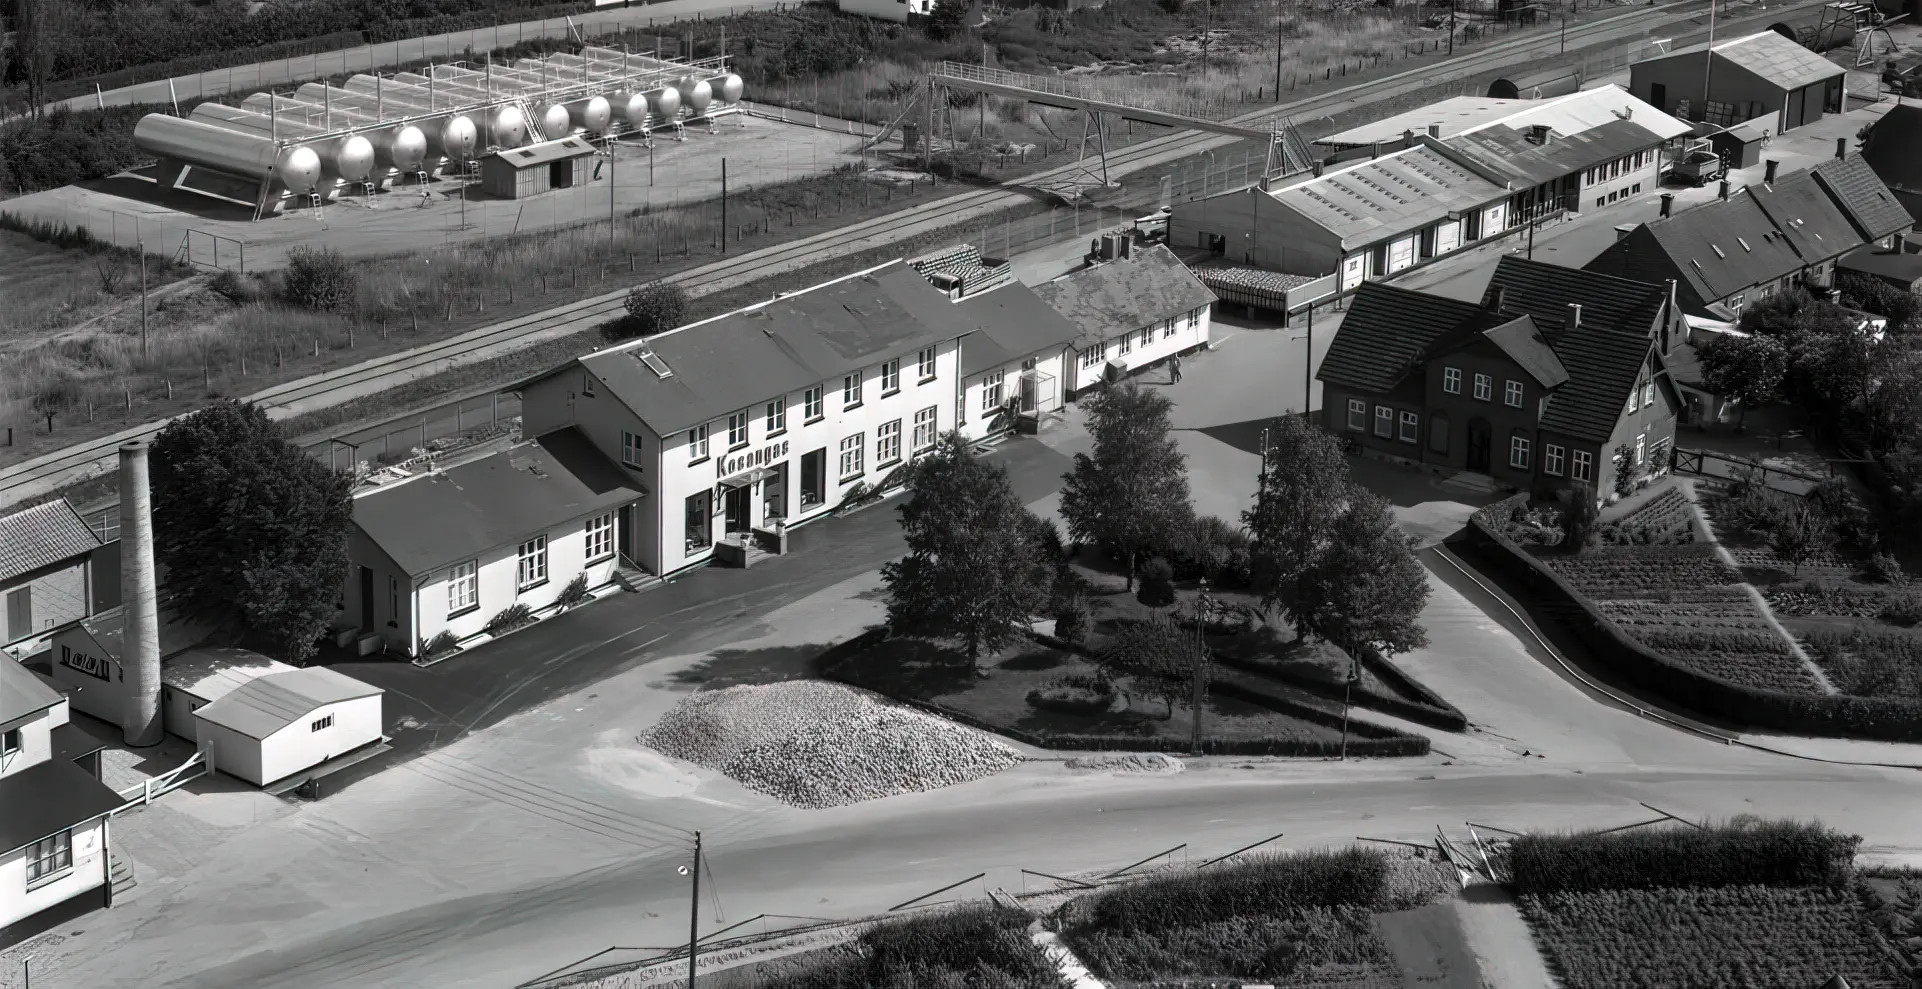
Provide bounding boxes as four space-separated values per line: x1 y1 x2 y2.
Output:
1586 192 1808 309
0 500 100 586
0 757 125 855
353 430 639 576
572 263 980 437
1031 244 1216 346
1481 315 1570 389
52 720 109 764
1484 257 1668 444
953 282 1084 377
1838 244 1922 285
1317 281 1490 394
1861 105 1922 196
196 667 382 740
1812 155 1915 241
1751 170 1871 261
1 655 64 723
1442 118 1667 188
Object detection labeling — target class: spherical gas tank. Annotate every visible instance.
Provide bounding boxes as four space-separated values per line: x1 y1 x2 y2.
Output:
712 74 744 105
488 104 526 148
677 76 712 116
647 86 681 122
431 115 479 161
328 135 376 183
534 102 572 140
382 125 428 173
567 96 612 136
614 92 651 129
276 146 323 196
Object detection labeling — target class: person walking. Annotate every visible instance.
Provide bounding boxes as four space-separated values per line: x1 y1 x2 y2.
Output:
1169 353 1183 384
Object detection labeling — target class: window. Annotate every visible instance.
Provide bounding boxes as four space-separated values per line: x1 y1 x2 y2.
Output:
877 420 902 465
804 385 824 422
913 406 938 453
1430 414 1450 454
1510 435 1531 470
1572 449 1594 482
517 535 548 591
621 431 643 469
843 372 863 409
585 512 615 562
982 370 1006 411
765 398 787 435
839 433 864 480
1635 433 1647 466
1473 373 1492 402
26 831 71 887
1374 405 1394 438
727 410 750 450
1544 444 1566 476
1139 326 1154 350
917 346 938 382
1118 331 1132 356
582 375 594 398
1080 342 1107 369
447 560 478 616
881 359 901 395
1642 382 1656 408
1631 182 1642 195
1596 197 1606 209
311 715 333 732
1347 398 1367 432
685 491 713 551
1505 380 1524 408
1627 386 1639 416
0 728 18 757
1443 367 1462 394
1399 410 1419 444
1186 308 1201 331
687 424 709 464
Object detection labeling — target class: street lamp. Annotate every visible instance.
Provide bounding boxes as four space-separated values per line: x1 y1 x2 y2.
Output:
1190 577 1212 756
1337 657 1361 761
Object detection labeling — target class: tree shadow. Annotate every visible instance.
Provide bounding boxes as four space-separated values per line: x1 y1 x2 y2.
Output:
671 644 836 689
998 648 1067 672
833 638 979 698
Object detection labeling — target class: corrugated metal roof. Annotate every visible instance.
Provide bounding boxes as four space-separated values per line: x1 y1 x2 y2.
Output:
1268 146 1508 249
194 667 381 740
1029 244 1216 350
0 500 101 586
161 647 297 703
1317 85 1689 150
1317 97 1527 147
353 430 639 577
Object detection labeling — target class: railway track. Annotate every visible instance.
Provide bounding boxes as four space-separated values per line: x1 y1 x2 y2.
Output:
0 0 1808 511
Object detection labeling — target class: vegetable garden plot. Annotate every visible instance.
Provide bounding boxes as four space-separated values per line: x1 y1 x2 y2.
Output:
1518 885 1901 989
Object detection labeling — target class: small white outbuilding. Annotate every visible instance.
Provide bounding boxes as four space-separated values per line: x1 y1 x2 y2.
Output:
192 667 384 787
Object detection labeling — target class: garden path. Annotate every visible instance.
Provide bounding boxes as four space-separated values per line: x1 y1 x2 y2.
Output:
1451 883 1557 989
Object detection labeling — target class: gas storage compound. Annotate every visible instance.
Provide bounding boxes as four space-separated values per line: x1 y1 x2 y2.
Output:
135 46 747 218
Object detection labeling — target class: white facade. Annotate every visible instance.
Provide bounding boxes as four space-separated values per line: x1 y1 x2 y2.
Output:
1064 304 1212 394
198 693 383 787
1 817 108 935
957 347 1069 443
0 665 120 947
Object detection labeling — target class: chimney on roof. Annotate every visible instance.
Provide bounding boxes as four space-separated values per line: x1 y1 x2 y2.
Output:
1527 124 1552 145
1371 142 1383 159
1428 123 1441 138
1313 160 1325 177
1719 179 1731 201
1764 159 1780 184
1566 302 1582 332
1403 128 1416 146
1489 285 1508 312
1660 193 1674 218
1836 137 1848 160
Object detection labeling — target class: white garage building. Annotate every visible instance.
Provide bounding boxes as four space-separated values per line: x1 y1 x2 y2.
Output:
193 667 384 787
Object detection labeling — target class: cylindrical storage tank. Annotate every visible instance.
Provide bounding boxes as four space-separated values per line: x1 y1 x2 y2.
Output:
677 76 712 116
533 102 572 140
133 115 322 194
709 73 744 105
486 104 526 147
566 95 612 135
320 134 377 183
374 125 429 173
612 91 651 130
646 86 682 123
119 441 162 748
425 114 479 161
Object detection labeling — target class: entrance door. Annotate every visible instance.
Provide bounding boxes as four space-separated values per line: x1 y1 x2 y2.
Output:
550 160 572 189
1650 83 1667 114
723 485 751 535
1787 88 1806 130
1466 419 1492 472
358 567 375 632
617 505 632 560
1019 374 1037 414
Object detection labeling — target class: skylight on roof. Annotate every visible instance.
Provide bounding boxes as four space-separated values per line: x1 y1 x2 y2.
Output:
1711 245 1726 259
633 347 673 379
1737 237 1750 252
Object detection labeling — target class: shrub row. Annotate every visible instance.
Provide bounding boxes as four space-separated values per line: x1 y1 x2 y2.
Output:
1507 820 1862 895
1458 519 1922 741
753 903 1065 989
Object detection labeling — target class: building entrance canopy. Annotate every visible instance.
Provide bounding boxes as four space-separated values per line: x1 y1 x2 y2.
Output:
717 467 776 491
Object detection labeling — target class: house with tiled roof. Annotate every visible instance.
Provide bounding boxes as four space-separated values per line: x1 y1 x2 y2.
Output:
1029 243 1216 398
1317 256 1682 498
1584 153 1913 318
1 500 105 658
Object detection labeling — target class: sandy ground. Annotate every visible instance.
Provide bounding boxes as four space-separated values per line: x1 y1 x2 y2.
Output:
1453 883 1557 989
2 116 868 270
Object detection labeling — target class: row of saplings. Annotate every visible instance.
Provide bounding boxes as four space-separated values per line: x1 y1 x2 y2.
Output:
878 382 1431 722
708 817 1913 989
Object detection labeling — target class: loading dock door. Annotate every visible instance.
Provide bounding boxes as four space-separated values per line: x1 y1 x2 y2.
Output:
551 161 573 190
1786 87 1806 130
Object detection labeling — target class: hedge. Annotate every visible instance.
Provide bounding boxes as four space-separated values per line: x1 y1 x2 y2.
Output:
1507 820 1861 895
1456 517 1922 741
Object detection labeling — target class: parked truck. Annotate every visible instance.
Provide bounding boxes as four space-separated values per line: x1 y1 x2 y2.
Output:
1666 142 1726 187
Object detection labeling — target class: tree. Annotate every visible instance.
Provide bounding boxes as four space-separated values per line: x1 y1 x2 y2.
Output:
925 0 969 40
1059 381 1193 590
1795 326 1876 421
281 246 357 311
1136 557 1176 609
1242 414 1350 633
149 401 354 664
1290 488 1430 758
1736 288 1814 342
1839 272 1920 332
1771 501 1835 576
607 281 690 343
881 432 1046 664
1698 332 1789 428
1560 482 1600 553
1863 347 1922 455
1097 617 1193 719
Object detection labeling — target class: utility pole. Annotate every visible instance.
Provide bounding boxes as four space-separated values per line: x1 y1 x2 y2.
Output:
720 158 727 253
1702 0 1718 121
1202 0 1212 77
687 831 702 989
609 142 617 243
1274 0 1284 102
140 244 149 360
1449 1 1456 55
1190 578 1211 756
1527 213 1537 259
1303 303 1313 411
1338 661 1359 760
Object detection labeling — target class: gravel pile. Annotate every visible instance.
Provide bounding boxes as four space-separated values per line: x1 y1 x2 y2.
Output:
643 681 1021 808
1063 752 1184 775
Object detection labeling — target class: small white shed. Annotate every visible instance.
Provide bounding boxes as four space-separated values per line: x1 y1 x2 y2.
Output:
192 668 384 786
161 648 299 745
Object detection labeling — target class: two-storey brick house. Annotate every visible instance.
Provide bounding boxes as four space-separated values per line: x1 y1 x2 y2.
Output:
1317 256 1683 498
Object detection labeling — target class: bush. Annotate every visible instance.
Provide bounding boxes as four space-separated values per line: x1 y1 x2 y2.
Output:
1866 552 1907 585
761 904 1064 989
482 603 536 637
0 105 154 196
1030 516 1066 564
281 246 357 311
1136 557 1176 608
1027 672 1115 714
1507 819 1861 895
1054 598 1090 643
1879 586 1922 628
420 630 460 657
606 281 690 343
556 572 591 609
